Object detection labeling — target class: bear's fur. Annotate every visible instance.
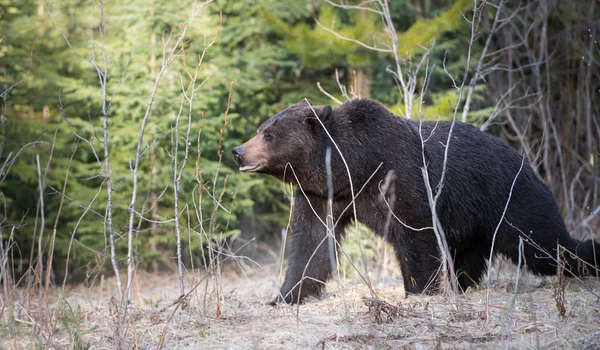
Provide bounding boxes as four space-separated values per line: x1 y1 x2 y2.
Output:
232 99 600 304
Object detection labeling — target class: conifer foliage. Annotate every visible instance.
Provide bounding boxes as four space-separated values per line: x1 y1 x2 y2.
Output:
0 0 598 284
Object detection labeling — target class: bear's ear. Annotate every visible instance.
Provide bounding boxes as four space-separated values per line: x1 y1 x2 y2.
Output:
319 105 332 120
304 105 333 133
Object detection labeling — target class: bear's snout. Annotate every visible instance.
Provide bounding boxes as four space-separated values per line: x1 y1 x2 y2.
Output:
232 146 244 165
233 138 267 172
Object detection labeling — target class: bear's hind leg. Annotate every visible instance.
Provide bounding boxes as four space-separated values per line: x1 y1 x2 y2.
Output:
393 231 443 295
400 256 441 295
453 242 490 292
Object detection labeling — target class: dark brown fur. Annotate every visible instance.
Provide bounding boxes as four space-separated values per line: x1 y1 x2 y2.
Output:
233 99 600 305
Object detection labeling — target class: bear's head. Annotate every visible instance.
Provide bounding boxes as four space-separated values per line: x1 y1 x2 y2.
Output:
232 99 333 184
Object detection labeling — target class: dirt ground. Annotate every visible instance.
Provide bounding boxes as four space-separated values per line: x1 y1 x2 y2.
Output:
2 262 600 349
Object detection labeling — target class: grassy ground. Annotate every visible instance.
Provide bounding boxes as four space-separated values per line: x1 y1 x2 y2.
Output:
2 261 600 349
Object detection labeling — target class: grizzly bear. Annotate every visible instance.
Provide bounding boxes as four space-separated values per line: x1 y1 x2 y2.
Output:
232 98 599 305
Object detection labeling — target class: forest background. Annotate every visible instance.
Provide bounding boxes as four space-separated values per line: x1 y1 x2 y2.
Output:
1 0 599 316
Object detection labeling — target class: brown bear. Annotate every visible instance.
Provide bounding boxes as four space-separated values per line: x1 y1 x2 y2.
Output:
232 98 599 305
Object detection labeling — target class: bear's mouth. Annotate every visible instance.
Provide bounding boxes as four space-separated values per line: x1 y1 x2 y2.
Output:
239 162 264 172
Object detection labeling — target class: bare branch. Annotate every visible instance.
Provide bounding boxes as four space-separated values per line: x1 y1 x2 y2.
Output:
321 0 383 15
125 0 215 304
317 82 343 105
315 19 393 53
485 155 525 323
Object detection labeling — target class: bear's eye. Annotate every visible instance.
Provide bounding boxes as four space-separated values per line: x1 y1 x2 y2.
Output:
263 133 274 142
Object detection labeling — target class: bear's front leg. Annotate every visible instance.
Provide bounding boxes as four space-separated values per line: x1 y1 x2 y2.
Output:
270 192 348 305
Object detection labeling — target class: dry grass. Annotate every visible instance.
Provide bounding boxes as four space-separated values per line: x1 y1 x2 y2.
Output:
2 261 600 349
